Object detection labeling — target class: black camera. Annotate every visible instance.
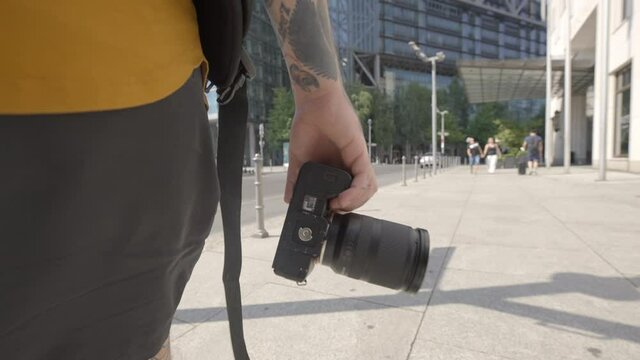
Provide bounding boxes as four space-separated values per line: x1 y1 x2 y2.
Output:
272 162 430 293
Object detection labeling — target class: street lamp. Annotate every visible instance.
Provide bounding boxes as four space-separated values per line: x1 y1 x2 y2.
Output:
258 123 265 158
408 41 445 176
437 109 449 155
367 118 372 162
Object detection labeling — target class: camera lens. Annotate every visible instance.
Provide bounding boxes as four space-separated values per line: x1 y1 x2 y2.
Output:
321 213 429 293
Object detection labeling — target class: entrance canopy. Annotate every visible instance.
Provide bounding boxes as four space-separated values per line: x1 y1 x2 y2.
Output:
457 58 594 104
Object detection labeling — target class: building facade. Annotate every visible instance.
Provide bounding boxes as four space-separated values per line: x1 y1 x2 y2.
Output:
330 0 547 92
547 0 638 172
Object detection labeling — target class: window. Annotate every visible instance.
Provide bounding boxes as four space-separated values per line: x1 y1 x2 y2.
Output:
615 66 631 157
426 15 462 32
504 34 520 48
503 48 520 59
622 0 633 21
481 28 498 42
421 31 461 48
481 43 498 57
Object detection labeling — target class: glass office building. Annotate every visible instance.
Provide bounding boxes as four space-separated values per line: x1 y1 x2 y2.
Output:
245 4 289 124
330 0 546 92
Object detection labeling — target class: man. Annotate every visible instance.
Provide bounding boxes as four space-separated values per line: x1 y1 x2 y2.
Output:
466 137 483 175
0 1 376 359
522 129 544 175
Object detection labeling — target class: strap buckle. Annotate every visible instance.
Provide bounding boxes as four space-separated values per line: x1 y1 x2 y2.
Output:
217 49 256 105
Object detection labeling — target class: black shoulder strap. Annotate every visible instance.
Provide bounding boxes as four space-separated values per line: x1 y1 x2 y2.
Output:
192 1 255 358
193 0 254 89
217 80 251 360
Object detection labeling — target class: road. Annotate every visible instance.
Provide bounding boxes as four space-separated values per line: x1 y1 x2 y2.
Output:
209 164 412 236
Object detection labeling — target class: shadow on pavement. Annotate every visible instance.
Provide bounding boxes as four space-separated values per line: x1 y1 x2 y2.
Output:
175 245 640 344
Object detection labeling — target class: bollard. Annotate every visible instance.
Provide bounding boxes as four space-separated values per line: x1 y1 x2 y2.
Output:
434 155 438 176
423 159 427 179
414 156 419 182
270 158 273 173
253 153 269 238
401 156 407 186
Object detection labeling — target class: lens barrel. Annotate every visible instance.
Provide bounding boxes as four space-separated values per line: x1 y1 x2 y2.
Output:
322 213 429 293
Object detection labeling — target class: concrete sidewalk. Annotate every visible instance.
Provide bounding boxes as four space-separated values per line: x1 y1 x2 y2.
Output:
170 166 640 360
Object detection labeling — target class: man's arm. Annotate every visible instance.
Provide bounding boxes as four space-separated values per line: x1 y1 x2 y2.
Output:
538 140 543 155
265 0 376 211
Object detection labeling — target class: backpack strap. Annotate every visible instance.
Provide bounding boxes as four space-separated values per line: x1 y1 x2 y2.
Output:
192 1 255 358
217 49 255 105
217 76 251 360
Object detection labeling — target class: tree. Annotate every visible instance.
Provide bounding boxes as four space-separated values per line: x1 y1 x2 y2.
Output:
443 77 470 129
347 83 374 135
394 83 430 156
266 87 294 152
493 118 526 154
467 102 506 146
370 91 396 162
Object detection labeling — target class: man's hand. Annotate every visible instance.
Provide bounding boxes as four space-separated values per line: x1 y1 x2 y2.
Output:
265 0 377 212
284 91 377 212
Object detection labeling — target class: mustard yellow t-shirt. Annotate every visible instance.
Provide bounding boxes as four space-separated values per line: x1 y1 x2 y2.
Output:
0 0 204 114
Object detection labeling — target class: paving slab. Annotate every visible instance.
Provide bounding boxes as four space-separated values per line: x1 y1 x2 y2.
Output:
409 340 520 360
444 243 619 276
417 269 640 360
172 283 422 360
171 166 640 359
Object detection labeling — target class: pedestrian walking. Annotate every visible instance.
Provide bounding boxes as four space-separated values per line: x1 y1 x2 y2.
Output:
521 129 544 175
483 137 501 174
466 137 483 175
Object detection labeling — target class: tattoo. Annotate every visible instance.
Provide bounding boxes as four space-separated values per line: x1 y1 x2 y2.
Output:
265 0 275 8
290 64 320 92
149 337 171 360
289 0 338 80
278 3 291 42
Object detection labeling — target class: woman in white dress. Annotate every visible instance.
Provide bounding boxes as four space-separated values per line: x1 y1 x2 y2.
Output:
483 137 501 174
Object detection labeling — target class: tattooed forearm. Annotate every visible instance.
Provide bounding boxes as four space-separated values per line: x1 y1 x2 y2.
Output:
288 0 338 80
265 0 340 94
148 337 171 360
277 3 291 42
290 64 320 92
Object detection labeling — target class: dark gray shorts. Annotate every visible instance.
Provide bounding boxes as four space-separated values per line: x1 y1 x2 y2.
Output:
528 150 541 162
0 70 218 360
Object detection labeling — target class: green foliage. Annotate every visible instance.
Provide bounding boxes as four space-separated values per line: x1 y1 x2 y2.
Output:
441 77 470 129
266 87 294 150
370 91 395 150
442 113 465 144
394 83 430 146
467 102 507 146
347 83 375 134
493 118 526 153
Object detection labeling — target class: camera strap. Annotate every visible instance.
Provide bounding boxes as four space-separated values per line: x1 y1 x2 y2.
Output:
217 76 251 359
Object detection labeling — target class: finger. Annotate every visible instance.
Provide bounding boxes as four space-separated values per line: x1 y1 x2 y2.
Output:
330 152 377 211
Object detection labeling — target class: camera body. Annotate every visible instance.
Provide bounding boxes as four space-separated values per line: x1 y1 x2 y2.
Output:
273 162 430 293
272 162 351 282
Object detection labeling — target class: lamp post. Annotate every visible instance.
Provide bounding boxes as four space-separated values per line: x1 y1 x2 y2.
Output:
367 118 372 162
408 41 445 177
258 123 265 158
437 109 449 156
